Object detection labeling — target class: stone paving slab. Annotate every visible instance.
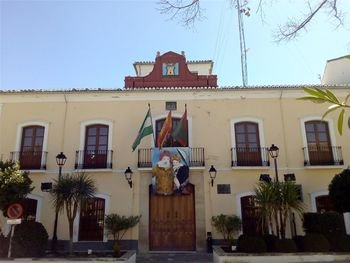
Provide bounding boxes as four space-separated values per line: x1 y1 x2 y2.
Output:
136 252 213 263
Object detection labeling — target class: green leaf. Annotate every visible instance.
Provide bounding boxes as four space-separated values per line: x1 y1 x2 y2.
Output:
303 87 324 98
325 89 340 104
315 88 329 99
322 105 341 119
345 93 350 104
337 109 345 135
298 97 326 103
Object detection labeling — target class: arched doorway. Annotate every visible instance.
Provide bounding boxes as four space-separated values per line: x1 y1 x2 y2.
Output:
149 184 195 251
240 195 262 236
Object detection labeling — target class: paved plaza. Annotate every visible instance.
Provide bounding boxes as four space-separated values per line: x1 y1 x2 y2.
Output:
136 252 213 263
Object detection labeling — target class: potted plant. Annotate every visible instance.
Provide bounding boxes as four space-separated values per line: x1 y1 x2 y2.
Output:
105 214 141 257
211 214 242 251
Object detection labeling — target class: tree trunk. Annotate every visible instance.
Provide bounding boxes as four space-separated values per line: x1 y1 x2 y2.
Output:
274 209 280 238
68 219 74 254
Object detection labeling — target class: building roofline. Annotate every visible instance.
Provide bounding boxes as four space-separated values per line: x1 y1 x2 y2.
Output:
326 55 350 63
1 84 349 95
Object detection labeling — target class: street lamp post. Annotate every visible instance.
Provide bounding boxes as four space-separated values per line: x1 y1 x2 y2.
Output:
269 144 279 182
51 152 67 253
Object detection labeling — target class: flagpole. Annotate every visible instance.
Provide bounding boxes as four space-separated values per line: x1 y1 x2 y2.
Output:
148 103 156 147
185 104 188 146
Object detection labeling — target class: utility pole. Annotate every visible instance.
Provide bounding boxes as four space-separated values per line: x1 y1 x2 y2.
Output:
236 0 248 87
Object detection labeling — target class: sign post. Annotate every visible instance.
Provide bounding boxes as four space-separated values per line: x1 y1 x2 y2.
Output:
6 203 23 258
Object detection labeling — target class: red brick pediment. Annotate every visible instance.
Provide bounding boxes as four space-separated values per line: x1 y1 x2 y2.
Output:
125 51 217 89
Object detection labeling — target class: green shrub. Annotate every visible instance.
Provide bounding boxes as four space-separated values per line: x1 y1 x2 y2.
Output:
237 235 267 253
262 235 278 252
12 221 48 257
0 233 9 257
211 214 242 246
303 212 345 235
293 235 304 251
301 233 330 252
325 233 339 251
274 238 297 253
335 235 350 252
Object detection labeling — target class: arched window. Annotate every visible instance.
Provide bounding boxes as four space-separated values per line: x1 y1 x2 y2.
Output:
234 122 263 166
305 120 333 165
19 125 45 170
83 124 109 169
315 195 336 213
20 198 38 221
155 117 188 147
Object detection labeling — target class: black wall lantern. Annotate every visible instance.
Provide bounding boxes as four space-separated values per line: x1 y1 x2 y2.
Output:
124 167 133 188
209 165 217 187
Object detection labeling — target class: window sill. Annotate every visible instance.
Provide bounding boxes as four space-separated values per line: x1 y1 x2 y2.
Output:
138 166 206 172
231 166 270 170
304 165 345 170
22 169 47 173
74 169 113 173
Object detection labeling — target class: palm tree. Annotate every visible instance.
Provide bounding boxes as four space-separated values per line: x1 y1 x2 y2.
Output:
255 180 304 239
51 172 96 254
255 182 277 236
278 180 304 239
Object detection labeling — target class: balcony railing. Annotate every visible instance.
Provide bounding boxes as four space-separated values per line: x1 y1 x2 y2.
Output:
138 147 205 168
10 151 47 170
231 147 270 167
303 146 343 166
75 150 113 169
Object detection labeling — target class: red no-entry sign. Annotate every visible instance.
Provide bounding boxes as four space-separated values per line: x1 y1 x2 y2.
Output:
7 203 24 219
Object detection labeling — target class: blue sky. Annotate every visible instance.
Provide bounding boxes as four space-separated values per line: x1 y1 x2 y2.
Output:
1 0 349 90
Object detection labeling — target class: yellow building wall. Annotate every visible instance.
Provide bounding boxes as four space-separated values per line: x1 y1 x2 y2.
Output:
0 87 349 251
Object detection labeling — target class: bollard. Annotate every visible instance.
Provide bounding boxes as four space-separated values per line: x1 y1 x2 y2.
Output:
206 232 213 253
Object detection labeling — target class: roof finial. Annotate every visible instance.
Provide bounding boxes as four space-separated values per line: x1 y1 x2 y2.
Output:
181 51 185 57
156 51 160 57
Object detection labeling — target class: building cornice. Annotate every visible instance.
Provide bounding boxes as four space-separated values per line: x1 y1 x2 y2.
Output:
1 85 349 104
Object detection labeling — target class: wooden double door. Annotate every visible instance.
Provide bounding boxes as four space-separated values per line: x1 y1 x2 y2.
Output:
149 184 195 251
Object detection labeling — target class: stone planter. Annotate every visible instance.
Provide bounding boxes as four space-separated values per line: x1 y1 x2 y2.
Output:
0 250 136 263
213 246 350 263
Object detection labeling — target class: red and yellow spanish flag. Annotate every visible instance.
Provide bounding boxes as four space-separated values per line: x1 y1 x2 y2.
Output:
172 106 188 147
157 111 172 148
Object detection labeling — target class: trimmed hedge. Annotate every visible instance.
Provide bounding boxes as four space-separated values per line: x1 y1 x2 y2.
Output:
303 212 345 235
12 221 48 257
301 233 330 252
237 235 267 253
274 238 297 253
262 235 278 252
335 234 350 252
293 235 304 251
0 233 9 257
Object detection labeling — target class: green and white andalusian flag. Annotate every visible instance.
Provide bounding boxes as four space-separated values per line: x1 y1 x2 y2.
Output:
132 108 153 151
